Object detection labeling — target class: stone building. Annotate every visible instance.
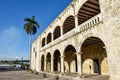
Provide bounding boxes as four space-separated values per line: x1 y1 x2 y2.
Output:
31 0 120 80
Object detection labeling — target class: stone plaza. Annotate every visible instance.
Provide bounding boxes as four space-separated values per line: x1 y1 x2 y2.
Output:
31 0 120 80
0 70 110 80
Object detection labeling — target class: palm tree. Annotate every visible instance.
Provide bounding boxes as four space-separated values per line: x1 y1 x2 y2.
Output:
23 16 40 70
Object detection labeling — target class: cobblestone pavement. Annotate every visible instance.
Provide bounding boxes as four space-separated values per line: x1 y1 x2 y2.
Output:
0 70 110 80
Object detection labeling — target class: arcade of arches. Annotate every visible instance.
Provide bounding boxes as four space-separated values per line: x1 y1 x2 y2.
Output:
39 37 109 76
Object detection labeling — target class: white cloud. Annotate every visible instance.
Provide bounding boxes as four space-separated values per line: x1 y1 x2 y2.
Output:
0 26 28 60
0 26 21 44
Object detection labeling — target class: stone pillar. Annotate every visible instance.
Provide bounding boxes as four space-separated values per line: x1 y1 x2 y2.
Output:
52 33 53 42
75 15 79 33
51 57 54 72
76 52 82 75
61 56 64 73
75 15 78 28
61 26 63 36
44 58 47 71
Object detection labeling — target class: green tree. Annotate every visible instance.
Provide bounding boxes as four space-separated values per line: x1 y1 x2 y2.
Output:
23 16 40 69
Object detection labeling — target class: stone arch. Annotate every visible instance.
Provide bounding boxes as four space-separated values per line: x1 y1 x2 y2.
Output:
64 45 77 73
53 26 61 40
42 37 45 47
60 8 75 27
63 41 77 53
77 0 100 25
46 53 51 72
41 55 44 71
63 15 75 34
47 32 52 44
52 45 63 56
80 36 109 75
53 49 61 72
79 33 108 51
75 0 88 15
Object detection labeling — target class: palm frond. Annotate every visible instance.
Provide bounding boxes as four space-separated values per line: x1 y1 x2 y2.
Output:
32 26 37 35
24 23 31 34
24 18 32 23
33 21 40 28
32 16 35 20
23 16 40 35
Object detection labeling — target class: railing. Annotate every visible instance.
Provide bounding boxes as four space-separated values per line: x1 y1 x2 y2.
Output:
78 13 102 32
40 13 102 50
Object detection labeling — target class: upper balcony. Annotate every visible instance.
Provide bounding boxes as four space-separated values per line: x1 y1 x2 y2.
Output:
40 13 102 51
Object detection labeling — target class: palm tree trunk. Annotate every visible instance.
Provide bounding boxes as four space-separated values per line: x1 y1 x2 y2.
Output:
29 32 32 70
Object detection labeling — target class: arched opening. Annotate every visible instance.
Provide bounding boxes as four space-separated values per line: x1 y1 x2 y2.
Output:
77 0 100 25
47 33 52 44
42 37 45 47
81 37 109 76
41 55 44 71
46 53 51 72
63 16 75 34
64 45 77 73
53 26 61 40
53 50 61 72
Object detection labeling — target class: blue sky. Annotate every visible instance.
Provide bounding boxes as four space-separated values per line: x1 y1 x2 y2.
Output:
0 0 72 60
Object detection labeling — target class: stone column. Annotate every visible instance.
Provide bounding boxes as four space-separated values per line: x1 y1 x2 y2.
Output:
61 26 63 36
44 58 47 71
75 15 78 28
51 57 54 72
61 56 64 73
52 33 53 42
75 15 79 33
76 52 82 75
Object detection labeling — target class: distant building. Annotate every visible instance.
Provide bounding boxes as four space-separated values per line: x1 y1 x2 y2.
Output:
31 0 120 80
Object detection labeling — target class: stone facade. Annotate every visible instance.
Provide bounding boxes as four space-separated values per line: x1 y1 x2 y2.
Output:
31 0 120 80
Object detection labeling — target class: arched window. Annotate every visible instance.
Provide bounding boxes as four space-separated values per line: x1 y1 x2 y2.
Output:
42 37 45 47
47 33 52 44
